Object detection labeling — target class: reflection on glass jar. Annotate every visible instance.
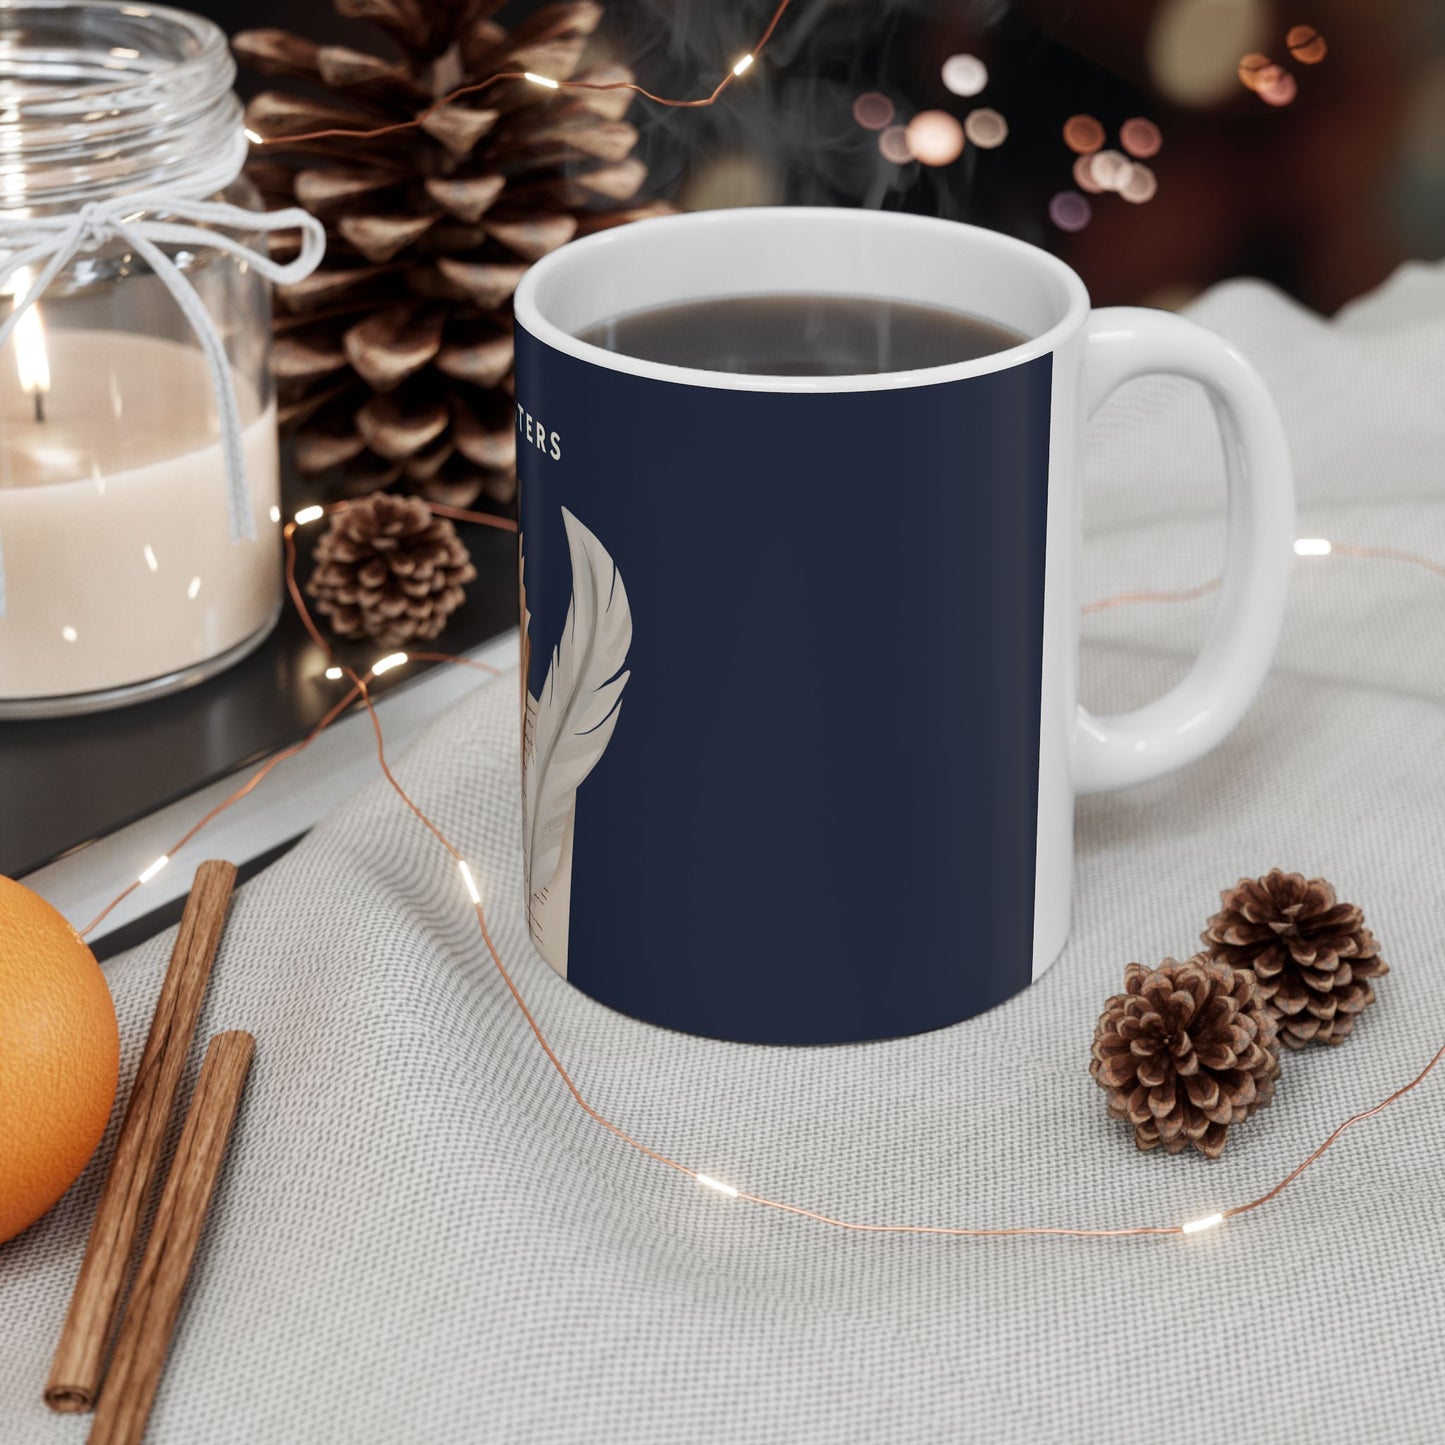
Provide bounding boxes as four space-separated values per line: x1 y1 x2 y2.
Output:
0 1 285 716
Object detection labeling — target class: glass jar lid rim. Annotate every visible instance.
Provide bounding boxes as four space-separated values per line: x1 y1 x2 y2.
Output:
0 0 230 113
0 0 241 209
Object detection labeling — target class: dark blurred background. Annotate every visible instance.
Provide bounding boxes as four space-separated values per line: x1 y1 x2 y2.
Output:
207 0 1445 315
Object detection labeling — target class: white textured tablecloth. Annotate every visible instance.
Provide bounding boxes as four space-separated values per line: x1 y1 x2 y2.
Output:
4 264 1444 1444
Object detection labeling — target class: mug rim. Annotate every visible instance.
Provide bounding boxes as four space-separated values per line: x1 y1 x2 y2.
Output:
513 206 1092 394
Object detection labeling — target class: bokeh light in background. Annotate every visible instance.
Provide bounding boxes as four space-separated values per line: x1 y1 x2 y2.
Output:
941 53 988 97
905 110 965 166
1237 52 1273 90
1147 0 1268 105
1120 164 1159 204
1049 191 1092 232
963 108 1009 149
1257 68 1298 106
1119 118 1163 159
852 91 895 131
1073 154 1104 194
1063 114 1106 154
878 126 913 164
1088 149 1132 191
1287 24 1328 64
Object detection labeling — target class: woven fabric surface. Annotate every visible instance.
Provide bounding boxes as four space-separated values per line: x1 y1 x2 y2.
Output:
3 263 1444 1444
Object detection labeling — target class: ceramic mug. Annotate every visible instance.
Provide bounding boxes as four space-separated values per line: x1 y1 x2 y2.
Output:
511 207 1294 1045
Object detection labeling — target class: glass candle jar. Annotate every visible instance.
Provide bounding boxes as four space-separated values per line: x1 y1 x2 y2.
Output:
0 1 286 716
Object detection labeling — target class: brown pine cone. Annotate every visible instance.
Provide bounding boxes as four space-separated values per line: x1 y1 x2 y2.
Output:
306 494 476 647
1202 870 1388 1049
1091 955 1281 1159
235 1 671 511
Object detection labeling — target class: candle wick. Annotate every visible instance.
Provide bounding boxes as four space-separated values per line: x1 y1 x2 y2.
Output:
33 390 45 423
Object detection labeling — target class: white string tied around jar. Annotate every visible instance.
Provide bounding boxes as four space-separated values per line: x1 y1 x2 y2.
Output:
0 159 326 617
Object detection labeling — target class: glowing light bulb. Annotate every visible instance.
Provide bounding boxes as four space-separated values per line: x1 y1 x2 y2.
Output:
187 575 202 600
294 505 325 525
1181 1212 1224 1235
695 1173 739 1198
1294 538 1332 556
524 71 559 89
269 505 281 524
371 651 408 676
138 854 170 885
243 127 264 145
732 53 754 76
324 665 343 681
459 860 482 904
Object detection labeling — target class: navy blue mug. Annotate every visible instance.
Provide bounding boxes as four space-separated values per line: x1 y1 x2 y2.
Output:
512 208 1294 1045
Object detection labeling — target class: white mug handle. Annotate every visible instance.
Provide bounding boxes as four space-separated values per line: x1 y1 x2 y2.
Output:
1075 307 1296 794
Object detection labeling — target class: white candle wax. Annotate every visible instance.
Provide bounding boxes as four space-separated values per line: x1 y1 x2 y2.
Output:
0 330 281 701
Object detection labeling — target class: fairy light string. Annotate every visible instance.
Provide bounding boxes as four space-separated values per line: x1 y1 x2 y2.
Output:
50 0 1415 1243
70 494 1445 1244
91 5 1427 1245
245 0 795 149
2 0 1409 1242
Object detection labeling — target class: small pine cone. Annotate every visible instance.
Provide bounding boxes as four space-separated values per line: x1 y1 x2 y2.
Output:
1091 956 1281 1159
306 494 477 648
1202 870 1388 1049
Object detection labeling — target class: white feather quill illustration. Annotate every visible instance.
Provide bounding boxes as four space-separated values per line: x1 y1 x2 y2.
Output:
523 508 632 973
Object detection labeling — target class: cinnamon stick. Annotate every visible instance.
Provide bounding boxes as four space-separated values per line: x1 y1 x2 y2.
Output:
46 860 238 1413
88 1032 255 1445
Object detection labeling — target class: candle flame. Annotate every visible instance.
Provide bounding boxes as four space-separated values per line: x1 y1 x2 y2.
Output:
7 267 50 409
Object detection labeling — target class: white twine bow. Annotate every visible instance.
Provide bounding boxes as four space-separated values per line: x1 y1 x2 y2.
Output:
0 192 326 616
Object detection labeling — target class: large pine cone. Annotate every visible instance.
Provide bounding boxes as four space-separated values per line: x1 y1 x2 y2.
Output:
235 0 670 511
1091 956 1281 1159
1202 869 1388 1049
306 494 476 646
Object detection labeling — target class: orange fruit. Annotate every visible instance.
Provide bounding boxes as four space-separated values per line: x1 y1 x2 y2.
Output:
0 876 119 1245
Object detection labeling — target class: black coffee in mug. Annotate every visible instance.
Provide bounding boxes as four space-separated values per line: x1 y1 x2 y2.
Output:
576 293 1024 375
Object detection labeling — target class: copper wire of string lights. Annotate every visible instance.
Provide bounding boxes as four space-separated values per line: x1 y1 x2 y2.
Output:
242 0 796 149
1080 538 1445 616
76 498 522 937
71 495 1445 1244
